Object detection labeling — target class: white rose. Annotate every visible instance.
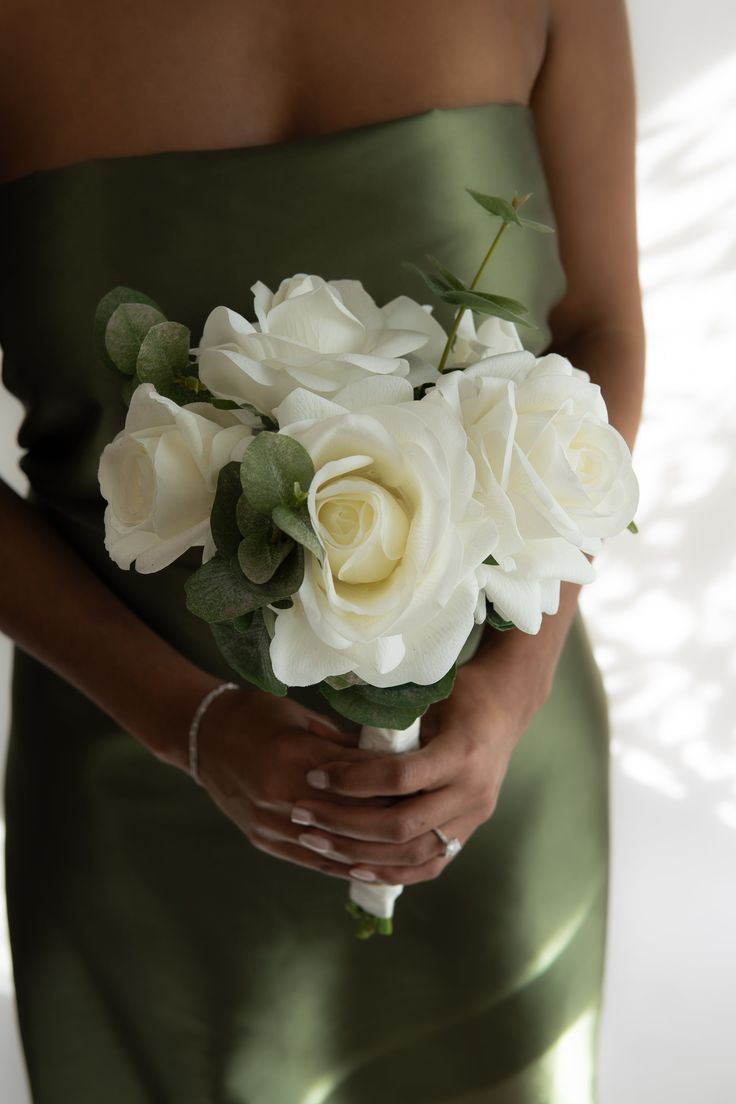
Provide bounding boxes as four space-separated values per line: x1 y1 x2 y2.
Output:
447 311 524 368
269 380 497 687
196 274 435 416
99 383 255 573
428 351 638 632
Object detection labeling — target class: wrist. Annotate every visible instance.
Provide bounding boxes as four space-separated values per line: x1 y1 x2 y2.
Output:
137 662 225 774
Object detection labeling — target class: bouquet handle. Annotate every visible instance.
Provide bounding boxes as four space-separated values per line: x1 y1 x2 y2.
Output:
347 718 422 936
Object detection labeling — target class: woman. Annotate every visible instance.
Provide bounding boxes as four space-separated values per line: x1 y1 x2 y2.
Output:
0 0 644 1100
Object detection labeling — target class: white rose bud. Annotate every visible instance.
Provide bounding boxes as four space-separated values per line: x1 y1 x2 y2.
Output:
98 383 254 573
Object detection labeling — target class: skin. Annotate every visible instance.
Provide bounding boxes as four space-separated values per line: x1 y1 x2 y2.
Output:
0 0 644 887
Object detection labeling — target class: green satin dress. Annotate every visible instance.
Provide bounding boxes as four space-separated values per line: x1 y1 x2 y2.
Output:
0 104 610 1103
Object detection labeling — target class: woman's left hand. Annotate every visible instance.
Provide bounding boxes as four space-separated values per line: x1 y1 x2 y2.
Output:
289 656 538 886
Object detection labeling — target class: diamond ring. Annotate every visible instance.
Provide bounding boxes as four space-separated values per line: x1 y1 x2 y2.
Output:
431 826 462 859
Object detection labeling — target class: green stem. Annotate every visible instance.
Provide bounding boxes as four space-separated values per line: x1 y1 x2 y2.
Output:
437 194 529 375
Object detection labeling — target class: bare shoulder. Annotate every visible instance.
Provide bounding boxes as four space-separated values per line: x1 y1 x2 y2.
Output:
530 0 643 342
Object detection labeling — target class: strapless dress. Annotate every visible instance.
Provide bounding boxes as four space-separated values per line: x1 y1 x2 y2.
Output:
0 103 609 1103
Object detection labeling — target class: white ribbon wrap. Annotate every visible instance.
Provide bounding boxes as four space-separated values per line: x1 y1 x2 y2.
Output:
348 718 422 919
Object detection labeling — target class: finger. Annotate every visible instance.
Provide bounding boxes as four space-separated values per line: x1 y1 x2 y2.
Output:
259 803 471 871
303 713 358 748
290 788 468 844
348 816 471 887
249 831 355 882
305 734 461 798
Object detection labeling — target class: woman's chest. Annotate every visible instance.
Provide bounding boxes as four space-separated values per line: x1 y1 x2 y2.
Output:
0 0 549 182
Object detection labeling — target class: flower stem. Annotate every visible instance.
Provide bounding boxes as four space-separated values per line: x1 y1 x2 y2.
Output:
437 194 528 375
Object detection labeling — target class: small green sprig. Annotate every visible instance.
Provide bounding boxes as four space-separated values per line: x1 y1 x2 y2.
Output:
403 191 554 374
345 900 393 939
95 285 209 406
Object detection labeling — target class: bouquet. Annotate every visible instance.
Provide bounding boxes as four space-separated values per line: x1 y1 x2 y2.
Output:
96 191 639 936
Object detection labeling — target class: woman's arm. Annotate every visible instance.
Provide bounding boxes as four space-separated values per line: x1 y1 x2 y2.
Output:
0 475 379 880
286 0 645 885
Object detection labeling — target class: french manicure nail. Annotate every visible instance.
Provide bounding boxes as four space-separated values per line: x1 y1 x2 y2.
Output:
291 808 313 826
349 869 377 882
299 834 331 854
306 769 328 789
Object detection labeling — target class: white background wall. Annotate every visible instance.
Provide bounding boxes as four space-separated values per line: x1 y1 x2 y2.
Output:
2 2 735 1099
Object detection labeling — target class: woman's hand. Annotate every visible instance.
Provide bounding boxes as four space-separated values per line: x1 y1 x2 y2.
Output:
195 687 388 881
286 657 536 888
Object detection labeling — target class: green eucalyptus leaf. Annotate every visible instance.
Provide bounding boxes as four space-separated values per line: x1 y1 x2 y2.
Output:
271 596 294 610
319 666 456 728
184 554 265 623
232 612 255 633
136 320 191 389
323 672 368 691
94 286 165 375
105 302 167 376
271 503 323 561
466 189 522 226
401 260 451 296
210 611 287 696
237 497 294 584
210 462 243 558
240 431 315 515
440 289 533 328
237 542 304 601
425 255 466 291
518 217 555 234
486 606 515 632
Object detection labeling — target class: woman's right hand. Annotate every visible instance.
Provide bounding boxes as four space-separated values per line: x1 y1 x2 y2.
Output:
195 687 379 881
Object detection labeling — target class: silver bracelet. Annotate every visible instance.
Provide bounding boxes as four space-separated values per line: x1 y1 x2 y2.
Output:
188 682 239 785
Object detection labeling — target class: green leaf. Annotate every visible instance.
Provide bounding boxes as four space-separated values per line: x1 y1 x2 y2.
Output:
210 611 287 696
401 260 451 297
136 320 191 392
320 667 456 728
425 255 466 291
519 217 555 234
210 462 243 557
105 302 168 376
237 542 305 601
627 519 639 534
271 503 323 561
440 289 533 328
237 496 294 584
486 606 515 632
271 596 294 610
472 291 529 315
466 190 522 226
94 286 165 375
184 554 265 623
240 432 315 515
232 612 255 633
323 671 368 691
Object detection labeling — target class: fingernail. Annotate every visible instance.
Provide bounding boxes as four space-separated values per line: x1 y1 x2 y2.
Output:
306 769 328 789
291 808 313 826
349 869 377 882
299 834 331 854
